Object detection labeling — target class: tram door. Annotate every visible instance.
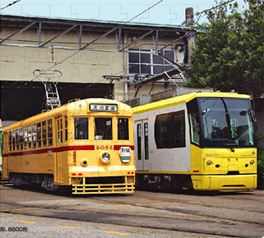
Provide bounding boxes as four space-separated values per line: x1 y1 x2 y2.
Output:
55 116 63 183
135 120 149 171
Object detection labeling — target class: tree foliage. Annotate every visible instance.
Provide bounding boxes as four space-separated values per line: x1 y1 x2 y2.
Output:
186 0 264 107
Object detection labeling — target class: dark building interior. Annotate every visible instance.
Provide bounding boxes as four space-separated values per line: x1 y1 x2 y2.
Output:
1 81 113 121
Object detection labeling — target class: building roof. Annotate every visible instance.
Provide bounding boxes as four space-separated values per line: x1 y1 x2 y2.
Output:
1 14 194 32
0 14 196 52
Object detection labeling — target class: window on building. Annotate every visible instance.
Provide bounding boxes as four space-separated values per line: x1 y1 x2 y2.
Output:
128 48 175 75
129 49 151 74
155 110 185 149
153 50 175 74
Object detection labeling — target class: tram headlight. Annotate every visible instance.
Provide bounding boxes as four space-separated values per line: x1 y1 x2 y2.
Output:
250 160 254 165
207 160 212 166
100 152 110 164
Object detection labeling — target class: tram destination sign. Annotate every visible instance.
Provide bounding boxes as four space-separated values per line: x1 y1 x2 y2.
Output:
89 104 118 112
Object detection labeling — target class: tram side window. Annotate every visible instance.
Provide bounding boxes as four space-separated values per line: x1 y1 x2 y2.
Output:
155 115 170 148
23 127 27 149
32 124 36 149
144 123 149 160
16 129 20 150
12 130 15 151
42 121 47 147
74 118 88 140
9 131 12 152
65 116 68 141
19 128 23 150
94 118 112 140
48 119 52 146
137 124 142 160
37 123 41 148
173 113 185 147
155 110 186 149
28 125 32 149
118 118 129 140
189 112 200 146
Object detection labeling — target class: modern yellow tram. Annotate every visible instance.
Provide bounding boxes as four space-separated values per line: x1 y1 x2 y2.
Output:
2 98 135 194
133 91 257 191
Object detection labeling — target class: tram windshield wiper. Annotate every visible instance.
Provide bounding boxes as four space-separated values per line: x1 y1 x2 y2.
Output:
223 142 236 152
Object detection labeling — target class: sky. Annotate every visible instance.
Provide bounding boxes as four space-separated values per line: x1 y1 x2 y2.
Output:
0 0 249 26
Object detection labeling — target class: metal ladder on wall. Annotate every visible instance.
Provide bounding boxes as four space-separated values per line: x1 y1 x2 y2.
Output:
33 69 62 112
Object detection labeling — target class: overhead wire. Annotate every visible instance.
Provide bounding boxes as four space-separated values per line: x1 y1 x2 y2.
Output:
4 0 164 90
0 0 22 11
29 0 164 82
5 0 236 88
193 0 235 25
7 0 223 92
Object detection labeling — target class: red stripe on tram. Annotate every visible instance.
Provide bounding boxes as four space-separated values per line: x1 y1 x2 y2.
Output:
114 145 134 150
3 144 135 157
3 145 95 157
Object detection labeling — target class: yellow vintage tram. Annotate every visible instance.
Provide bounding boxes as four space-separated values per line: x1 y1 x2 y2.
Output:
2 98 135 194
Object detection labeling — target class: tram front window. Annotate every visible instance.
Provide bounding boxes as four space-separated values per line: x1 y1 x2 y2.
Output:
188 97 255 148
95 118 112 140
118 118 129 140
74 118 88 140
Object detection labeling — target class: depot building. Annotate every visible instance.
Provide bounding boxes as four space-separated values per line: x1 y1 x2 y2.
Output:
0 14 195 121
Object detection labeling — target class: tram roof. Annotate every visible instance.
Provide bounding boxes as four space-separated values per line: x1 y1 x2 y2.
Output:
3 98 132 131
133 91 250 114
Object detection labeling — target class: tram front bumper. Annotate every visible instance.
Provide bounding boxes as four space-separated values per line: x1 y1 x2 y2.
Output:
71 175 135 194
191 174 257 191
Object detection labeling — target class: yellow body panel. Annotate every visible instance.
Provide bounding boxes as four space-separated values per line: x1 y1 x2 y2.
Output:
191 174 257 190
190 144 257 174
190 144 257 190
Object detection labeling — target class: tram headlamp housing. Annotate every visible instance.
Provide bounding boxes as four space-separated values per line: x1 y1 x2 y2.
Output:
100 152 110 164
207 160 212 166
250 160 254 165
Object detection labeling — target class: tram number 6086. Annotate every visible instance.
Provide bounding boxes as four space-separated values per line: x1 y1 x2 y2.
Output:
96 145 113 150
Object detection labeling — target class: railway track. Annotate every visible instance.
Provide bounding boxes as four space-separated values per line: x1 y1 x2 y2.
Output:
0 187 263 237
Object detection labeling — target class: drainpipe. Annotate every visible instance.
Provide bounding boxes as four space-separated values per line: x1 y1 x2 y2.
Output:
124 33 128 100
